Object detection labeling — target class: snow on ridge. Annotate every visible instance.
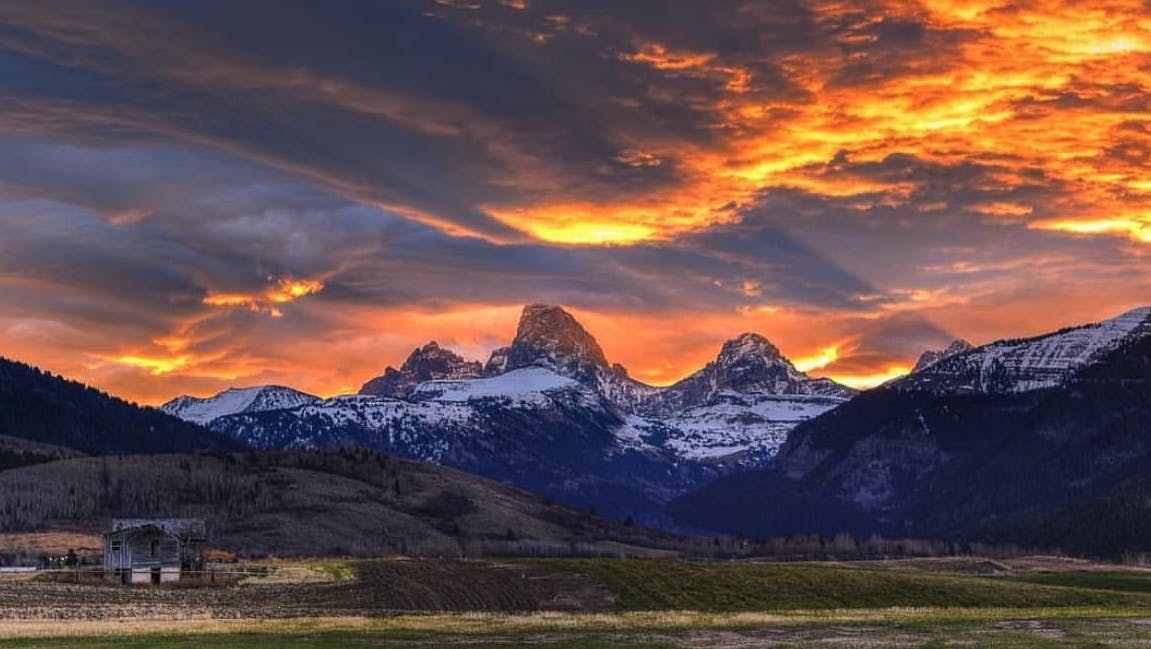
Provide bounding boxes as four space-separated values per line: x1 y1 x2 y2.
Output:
163 387 266 425
903 306 1151 394
410 366 582 404
977 306 1150 391
162 385 317 425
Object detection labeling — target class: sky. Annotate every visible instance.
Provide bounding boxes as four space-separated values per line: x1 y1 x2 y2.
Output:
0 0 1149 405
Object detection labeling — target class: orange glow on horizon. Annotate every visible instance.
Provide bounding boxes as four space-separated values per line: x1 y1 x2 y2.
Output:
832 365 914 390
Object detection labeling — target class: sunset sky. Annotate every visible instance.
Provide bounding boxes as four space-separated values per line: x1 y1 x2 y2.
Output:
1 0 1150 405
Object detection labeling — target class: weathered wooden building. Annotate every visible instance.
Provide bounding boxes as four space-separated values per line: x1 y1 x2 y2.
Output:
103 518 206 584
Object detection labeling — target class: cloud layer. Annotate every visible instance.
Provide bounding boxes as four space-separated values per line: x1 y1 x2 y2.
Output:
0 0 1148 403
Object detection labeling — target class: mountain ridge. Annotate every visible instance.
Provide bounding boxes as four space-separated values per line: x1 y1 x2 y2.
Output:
0 356 239 455
162 304 854 520
670 305 1151 557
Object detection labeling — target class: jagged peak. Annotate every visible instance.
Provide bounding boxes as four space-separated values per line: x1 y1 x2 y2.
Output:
945 339 975 354
511 303 609 369
360 340 483 397
402 340 475 366
717 333 784 365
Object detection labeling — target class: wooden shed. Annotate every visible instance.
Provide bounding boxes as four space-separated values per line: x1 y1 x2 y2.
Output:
103 518 206 584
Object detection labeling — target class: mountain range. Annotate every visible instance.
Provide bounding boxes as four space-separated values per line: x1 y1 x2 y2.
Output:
161 304 854 520
3 302 1150 557
671 306 1151 557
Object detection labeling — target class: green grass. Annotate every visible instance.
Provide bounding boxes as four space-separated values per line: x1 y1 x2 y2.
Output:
1004 571 1151 594
535 559 1151 611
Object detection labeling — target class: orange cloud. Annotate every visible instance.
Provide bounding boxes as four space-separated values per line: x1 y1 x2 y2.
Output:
482 0 1151 247
203 278 324 317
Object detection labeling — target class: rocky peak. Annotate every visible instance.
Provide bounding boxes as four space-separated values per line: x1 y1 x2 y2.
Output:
637 333 855 416
359 341 483 397
912 339 975 373
706 333 852 397
716 333 785 368
510 304 610 369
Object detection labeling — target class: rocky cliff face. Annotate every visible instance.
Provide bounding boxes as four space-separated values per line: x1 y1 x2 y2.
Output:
498 304 612 384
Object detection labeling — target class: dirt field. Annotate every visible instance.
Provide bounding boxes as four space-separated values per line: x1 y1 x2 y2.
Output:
0 558 615 621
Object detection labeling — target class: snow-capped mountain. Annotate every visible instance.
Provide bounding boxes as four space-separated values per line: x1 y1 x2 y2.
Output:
213 366 711 519
899 307 1151 394
640 333 855 417
359 341 483 397
163 304 854 520
161 385 319 426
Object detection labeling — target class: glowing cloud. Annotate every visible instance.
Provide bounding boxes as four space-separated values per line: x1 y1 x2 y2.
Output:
793 346 841 373
109 354 191 376
203 278 325 316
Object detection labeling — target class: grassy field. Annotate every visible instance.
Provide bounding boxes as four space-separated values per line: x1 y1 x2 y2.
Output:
536 558 1151 611
2 557 1150 647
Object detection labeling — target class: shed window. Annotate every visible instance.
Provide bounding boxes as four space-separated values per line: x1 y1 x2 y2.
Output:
110 540 121 552
150 539 159 557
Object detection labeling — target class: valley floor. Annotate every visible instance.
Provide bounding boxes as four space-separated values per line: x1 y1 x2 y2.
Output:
2 557 1150 647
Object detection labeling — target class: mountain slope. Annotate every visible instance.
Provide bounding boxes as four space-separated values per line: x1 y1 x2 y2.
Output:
211 367 714 520
900 307 1151 394
0 449 685 557
671 307 1151 556
0 356 240 454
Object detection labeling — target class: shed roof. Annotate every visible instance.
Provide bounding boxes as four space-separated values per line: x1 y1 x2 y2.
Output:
109 518 206 541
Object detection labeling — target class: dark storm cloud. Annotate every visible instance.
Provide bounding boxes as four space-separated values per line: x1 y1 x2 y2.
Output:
0 0 738 238
0 0 1148 400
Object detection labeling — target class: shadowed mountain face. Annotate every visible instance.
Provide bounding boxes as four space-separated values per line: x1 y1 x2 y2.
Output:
163 304 854 522
671 307 1151 557
0 356 240 455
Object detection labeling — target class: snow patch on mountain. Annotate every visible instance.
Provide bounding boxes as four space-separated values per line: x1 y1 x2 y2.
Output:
161 386 319 425
621 393 845 462
411 367 583 405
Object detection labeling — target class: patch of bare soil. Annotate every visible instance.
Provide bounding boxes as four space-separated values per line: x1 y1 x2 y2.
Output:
0 559 614 621
0 531 102 556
